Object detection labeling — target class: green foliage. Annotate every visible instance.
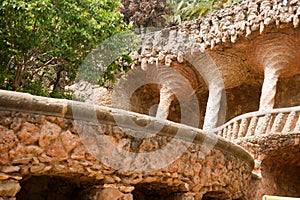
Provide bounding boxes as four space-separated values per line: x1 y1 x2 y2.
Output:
165 0 240 25
19 80 51 97
98 54 132 88
50 88 73 99
0 0 128 98
77 30 141 87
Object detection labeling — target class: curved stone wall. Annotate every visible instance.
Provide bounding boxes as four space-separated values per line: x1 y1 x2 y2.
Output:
0 90 253 200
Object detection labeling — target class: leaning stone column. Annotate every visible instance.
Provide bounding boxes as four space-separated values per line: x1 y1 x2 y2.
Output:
152 65 198 127
156 85 175 119
188 53 226 131
259 66 280 111
204 82 225 131
79 184 134 200
248 34 299 112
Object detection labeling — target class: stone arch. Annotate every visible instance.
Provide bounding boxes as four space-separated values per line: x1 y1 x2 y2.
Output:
114 61 206 128
131 182 178 200
16 175 82 200
260 143 300 197
247 33 300 112
140 52 228 131
201 191 230 200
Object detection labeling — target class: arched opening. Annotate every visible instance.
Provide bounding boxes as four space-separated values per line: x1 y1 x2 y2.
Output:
130 83 161 117
261 143 300 197
202 191 229 200
202 191 245 200
120 59 208 129
132 183 178 200
275 74 300 108
215 74 300 123
129 82 206 128
225 82 262 121
16 175 90 200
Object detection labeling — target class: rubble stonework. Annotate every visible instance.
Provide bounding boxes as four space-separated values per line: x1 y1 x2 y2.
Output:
0 91 253 199
238 133 300 199
135 0 300 66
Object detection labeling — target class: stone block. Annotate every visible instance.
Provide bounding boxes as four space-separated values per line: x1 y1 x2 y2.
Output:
39 121 61 148
60 130 79 153
0 180 21 197
16 122 39 145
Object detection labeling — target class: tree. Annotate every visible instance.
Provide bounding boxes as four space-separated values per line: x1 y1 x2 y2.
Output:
0 0 128 98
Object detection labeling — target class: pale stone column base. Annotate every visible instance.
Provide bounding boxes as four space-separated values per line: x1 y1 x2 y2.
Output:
79 184 134 200
0 180 21 200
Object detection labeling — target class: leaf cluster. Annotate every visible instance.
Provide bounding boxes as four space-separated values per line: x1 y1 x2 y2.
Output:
165 0 240 25
0 0 128 98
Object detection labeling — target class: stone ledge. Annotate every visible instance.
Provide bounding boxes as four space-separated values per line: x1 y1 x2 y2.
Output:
0 110 253 199
0 89 254 169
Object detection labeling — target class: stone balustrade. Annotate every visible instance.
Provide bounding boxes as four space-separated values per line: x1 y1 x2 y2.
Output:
213 106 300 141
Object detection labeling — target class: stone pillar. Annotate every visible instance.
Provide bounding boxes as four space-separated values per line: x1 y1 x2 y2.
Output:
203 83 225 131
0 180 21 200
259 67 279 111
248 34 299 112
156 85 175 119
188 53 226 131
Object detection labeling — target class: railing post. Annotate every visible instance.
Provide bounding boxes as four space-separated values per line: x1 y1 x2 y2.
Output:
232 121 239 140
270 113 286 133
227 123 233 140
282 111 297 133
238 118 249 138
255 114 272 135
294 115 300 132
246 116 258 137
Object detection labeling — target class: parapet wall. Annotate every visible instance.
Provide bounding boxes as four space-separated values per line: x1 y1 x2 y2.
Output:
0 90 253 200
